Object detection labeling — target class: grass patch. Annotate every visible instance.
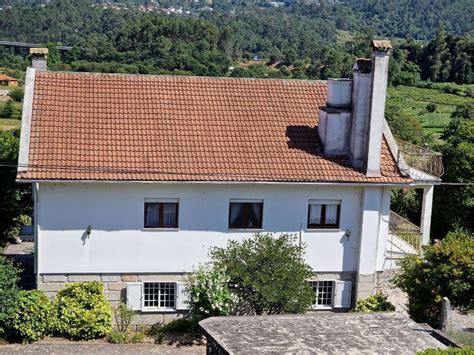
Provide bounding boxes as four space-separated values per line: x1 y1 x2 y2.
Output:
447 330 474 347
0 118 20 131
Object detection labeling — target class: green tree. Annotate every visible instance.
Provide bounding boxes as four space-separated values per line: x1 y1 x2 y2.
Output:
432 105 474 237
394 229 474 326
210 233 314 315
0 131 32 244
0 100 15 119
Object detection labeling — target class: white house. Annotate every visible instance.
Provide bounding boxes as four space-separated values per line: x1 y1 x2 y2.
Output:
17 41 441 325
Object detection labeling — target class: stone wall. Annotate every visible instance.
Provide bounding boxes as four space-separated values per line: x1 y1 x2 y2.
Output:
38 271 359 329
38 273 187 330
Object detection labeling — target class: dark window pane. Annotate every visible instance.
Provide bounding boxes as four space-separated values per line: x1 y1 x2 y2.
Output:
162 203 178 228
144 203 160 228
144 202 178 228
229 202 263 229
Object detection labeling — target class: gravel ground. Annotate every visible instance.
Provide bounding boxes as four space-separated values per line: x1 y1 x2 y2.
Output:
0 339 206 354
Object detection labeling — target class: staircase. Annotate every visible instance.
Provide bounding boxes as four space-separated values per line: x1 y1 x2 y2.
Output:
384 211 422 270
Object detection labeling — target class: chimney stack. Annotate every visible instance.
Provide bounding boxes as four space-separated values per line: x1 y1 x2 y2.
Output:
318 40 392 176
30 48 48 71
364 40 392 176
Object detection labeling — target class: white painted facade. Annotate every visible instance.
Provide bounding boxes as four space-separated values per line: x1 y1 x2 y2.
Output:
34 182 390 277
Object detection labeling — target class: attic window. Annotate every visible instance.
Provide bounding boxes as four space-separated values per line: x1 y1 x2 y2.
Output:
307 200 341 229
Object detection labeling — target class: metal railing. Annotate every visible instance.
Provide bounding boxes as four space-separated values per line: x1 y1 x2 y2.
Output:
389 210 422 254
396 139 444 178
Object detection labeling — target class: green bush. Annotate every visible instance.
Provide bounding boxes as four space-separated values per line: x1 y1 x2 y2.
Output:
9 88 23 103
55 282 112 340
353 292 395 313
0 256 21 337
185 264 236 319
107 330 129 344
211 233 314 315
426 103 437 113
129 331 145 343
7 290 55 343
113 303 134 332
394 229 474 326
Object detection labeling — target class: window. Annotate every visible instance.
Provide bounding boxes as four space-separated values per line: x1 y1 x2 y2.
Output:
307 200 341 229
143 282 176 309
309 280 334 308
144 199 179 228
229 200 263 229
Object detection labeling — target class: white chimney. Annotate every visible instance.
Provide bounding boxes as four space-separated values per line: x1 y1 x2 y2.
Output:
364 40 391 176
30 47 48 71
318 79 352 156
349 58 372 169
318 40 391 176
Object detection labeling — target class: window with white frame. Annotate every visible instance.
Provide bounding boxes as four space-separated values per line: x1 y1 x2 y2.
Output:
307 200 341 229
144 199 179 229
309 280 334 308
143 282 176 309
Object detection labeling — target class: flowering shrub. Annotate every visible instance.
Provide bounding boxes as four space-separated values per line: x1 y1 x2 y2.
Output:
353 292 395 313
185 264 236 319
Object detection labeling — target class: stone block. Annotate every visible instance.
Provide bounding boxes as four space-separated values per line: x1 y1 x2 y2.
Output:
138 274 184 282
68 275 101 282
101 275 121 282
107 282 127 291
121 274 138 282
38 283 60 292
132 313 164 326
105 291 122 302
42 274 67 283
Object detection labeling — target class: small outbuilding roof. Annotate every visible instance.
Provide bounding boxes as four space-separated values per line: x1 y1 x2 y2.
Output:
200 312 446 354
0 73 18 82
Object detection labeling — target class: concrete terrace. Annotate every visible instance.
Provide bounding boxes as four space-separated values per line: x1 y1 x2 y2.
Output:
200 312 446 354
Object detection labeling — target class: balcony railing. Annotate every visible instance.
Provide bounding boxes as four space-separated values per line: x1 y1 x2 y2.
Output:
388 210 422 254
395 139 444 178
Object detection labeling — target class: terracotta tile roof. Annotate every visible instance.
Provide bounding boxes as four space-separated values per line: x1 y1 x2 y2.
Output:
17 71 410 184
0 73 18 82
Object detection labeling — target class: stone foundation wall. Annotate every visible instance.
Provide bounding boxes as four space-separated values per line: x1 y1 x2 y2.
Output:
38 273 187 330
38 271 360 328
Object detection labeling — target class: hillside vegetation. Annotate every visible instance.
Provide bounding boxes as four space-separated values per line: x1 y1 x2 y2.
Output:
387 84 474 141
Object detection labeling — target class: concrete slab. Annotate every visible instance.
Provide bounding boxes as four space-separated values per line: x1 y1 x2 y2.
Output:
200 312 446 354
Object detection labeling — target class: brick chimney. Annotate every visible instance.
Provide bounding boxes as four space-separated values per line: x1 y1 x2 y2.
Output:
30 48 48 71
318 40 392 176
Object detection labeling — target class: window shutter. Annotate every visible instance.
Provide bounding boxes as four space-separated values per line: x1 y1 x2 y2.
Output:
175 282 190 310
126 283 142 311
334 281 352 308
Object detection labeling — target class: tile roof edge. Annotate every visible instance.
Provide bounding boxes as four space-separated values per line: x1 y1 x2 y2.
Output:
17 67 36 175
15 178 413 186
36 70 328 84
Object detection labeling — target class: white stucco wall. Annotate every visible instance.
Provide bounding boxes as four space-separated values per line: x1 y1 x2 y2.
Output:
35 182 389 275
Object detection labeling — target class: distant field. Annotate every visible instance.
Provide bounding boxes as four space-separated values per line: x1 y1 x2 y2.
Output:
0 118 21 131
387 84 474 140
